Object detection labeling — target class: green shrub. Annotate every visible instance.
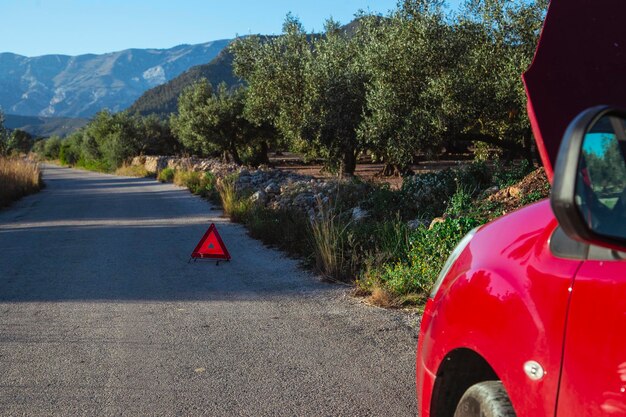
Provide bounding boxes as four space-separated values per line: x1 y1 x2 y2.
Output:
401 169 457 217
174 170 201 190
445 185 475 218
158 167 175 182
246 206 312 257
361 217 480 298
75 157 110 172
59 142 81 166
493 159 534 187
43 137 62 160
361 184 417 221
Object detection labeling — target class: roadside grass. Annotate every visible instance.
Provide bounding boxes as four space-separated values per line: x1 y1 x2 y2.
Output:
310 203 355 281
0 157 43 208
155 160 549 309
115 164 151 177
157 168 221 203
73 158 111 173
157 167 175 182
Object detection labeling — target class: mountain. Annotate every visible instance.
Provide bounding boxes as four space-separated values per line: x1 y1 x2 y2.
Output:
127 46 240 116
0 40 231 118
4 114 89 138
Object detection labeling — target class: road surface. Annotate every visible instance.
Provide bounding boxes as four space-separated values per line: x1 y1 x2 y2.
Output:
0 165 418 416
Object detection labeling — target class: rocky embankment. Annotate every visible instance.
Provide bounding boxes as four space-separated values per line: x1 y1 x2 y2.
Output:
131 156 550 227
131 156 368 219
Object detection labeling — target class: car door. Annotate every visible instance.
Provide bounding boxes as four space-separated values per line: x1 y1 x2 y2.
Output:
556 258 626 416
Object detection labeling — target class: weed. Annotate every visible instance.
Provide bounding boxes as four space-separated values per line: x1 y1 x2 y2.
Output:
75 158 111 173
310 203 355 281
217 173 251 222
245 206 313 257
157 167 176 182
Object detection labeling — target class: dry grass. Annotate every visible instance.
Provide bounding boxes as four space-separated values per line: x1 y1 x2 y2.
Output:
115 164 150 177
368 287 401 308
310 203 354 281
0 157 42 208
217 175 251 222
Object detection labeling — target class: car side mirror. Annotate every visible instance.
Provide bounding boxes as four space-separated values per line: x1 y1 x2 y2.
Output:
552 106 626 251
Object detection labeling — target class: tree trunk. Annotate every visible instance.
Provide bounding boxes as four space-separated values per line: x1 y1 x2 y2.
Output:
380 163 414 177
339 149 357 178
223 145 241 165
257 141 270 165
523 131 534 165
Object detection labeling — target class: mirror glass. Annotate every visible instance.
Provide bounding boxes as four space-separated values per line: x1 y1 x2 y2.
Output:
576 114 626 240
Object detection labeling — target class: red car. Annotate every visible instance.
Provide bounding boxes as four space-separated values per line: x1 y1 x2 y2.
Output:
416 1 626 416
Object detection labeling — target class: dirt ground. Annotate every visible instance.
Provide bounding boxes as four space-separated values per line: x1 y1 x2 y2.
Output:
270 152 473 189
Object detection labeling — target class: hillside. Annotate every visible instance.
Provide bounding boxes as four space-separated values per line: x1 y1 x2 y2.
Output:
127 47 241 116
0 40 231 118
4 114 88 138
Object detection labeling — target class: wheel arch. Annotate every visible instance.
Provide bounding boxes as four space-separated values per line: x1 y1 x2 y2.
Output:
431 348 500 417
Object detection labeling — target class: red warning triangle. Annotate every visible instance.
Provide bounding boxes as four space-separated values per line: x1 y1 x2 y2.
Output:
191 223 231 260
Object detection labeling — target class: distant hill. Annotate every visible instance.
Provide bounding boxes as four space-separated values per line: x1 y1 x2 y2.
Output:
127 46 241 116
5 114 89 138
0 40 231 118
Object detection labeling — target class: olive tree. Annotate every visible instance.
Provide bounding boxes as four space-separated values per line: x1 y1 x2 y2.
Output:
358 0 453 174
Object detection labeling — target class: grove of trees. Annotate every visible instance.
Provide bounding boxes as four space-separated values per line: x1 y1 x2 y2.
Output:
229 0 547 176
31 0 548 177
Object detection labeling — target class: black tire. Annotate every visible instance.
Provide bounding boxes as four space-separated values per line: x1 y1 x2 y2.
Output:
453 381 517 417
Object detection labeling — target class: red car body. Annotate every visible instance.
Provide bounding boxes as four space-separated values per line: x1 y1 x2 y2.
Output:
416 1 626 416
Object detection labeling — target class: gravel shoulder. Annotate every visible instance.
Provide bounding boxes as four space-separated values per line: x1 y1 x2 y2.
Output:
0 164 418 416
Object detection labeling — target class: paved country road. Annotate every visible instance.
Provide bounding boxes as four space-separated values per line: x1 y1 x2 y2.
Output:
0 165 418 416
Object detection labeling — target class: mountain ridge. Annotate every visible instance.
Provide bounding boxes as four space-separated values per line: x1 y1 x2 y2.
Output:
0 39 232 118
127 45 241 116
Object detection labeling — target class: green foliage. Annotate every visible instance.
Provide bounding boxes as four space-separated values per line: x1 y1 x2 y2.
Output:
136 114 181 155
172 170 220 201
299 19 370 176
401 162 492 217
0 110 8 156
445 185 475 218
157 167 175 182
245 206 313 257
231 15 310 149
34 109 179 172
228 2 546 172
359 2 453 168
493 159 534 187
7 129 33 154
43 136 62 160
171 80 270 164
444 0 547 156
85 110 142 169
364 217 480 297
59 133 83 166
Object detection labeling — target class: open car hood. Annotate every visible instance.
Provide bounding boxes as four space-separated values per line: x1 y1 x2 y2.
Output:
523 0 626 181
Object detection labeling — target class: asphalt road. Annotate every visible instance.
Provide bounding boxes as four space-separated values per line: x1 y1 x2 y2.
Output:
0 165 418 416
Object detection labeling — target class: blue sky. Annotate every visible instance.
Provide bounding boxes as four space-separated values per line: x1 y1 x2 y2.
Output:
0 0 463 57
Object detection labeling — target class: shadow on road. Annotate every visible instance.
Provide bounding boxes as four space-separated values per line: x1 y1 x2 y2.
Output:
0 165 328 303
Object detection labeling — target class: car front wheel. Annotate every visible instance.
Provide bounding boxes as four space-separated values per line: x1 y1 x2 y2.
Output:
453 380 516 417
